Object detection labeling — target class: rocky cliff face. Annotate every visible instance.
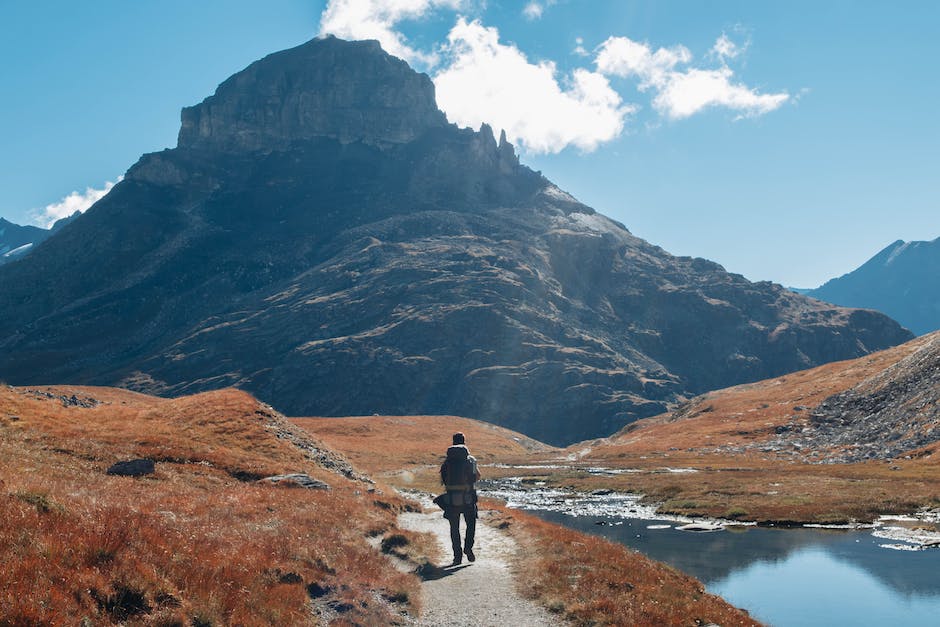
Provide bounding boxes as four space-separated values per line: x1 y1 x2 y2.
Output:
806 238 940 336
0 37 914 445
178 36 447 153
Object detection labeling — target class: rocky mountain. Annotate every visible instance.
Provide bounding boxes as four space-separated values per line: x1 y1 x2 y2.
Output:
805 237 940 335
0 36 913 445
0 213 80 265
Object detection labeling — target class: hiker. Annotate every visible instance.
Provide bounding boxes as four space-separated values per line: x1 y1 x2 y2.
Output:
440 432 481 566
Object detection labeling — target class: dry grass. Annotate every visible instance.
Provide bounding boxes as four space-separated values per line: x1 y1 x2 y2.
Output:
292 414 554 476
596 334 934 456
486 503 759 626
0 385 422 625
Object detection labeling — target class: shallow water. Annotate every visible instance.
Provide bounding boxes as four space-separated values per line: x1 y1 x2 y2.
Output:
481 478 940 626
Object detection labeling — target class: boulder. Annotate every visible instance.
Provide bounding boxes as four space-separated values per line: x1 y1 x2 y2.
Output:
106 459 155 477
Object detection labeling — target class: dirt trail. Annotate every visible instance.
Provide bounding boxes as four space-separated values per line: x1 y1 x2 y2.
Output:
399 509 564 627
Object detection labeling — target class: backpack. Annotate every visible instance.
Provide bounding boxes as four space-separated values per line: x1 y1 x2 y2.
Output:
441 445 475 491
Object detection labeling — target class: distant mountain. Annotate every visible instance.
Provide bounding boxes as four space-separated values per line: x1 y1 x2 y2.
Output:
0 37 913 445
0 218 47 264
806 238 940 335
0 213 80 265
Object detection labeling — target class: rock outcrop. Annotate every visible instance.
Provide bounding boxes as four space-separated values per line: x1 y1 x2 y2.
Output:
178 36 447 152
0 37 913 445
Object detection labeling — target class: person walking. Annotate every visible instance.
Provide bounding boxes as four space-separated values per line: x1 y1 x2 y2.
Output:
440 432 481 566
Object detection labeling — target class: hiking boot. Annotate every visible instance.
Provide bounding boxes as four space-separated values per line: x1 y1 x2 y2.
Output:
450 555 462 566
464 548 475 562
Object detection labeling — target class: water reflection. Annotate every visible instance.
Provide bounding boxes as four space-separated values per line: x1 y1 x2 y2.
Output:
531 510 940 597
480 476 940 626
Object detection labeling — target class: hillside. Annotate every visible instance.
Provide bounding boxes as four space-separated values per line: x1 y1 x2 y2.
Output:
557 332 940 523
0 384 423 624
292 414 555 475
806 237 940 335
0 36 911 446
597 331 940 462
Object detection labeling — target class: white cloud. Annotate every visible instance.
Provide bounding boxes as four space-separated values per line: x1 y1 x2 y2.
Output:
433 19 633 154
710 33 743 61
573 36 589 57
595 35 788 119
523 2 543 20
654 67 790 120
319 0 464 66
33 178 121 228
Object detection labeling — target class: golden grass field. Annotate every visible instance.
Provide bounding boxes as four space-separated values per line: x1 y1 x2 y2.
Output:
0 385 424 625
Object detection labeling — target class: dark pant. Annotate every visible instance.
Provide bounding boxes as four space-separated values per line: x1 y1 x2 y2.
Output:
446 507 476 559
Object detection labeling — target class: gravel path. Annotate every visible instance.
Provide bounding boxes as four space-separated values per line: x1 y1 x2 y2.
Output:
399 509 564 627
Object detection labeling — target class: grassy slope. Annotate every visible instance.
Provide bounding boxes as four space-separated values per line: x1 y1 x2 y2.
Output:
549 333 940 523
0 385 423 625
290 414 553 476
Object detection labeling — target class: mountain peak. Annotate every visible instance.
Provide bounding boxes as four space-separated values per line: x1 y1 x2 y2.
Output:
177 36 448 153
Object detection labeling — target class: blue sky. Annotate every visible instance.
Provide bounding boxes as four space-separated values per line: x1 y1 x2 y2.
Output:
1 1 937 287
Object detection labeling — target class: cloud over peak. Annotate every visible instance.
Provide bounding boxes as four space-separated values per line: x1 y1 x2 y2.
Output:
33 178 120 228
318 1 791 152
434 19 631 154
319 0 464 66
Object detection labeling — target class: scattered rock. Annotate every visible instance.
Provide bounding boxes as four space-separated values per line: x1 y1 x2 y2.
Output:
25 389 100 408
258 473 330 490
106 459 155 477
307 582 333 599
278 572 303 585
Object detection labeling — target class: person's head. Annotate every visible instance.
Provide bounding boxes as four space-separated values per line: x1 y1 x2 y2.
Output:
452 432 465 445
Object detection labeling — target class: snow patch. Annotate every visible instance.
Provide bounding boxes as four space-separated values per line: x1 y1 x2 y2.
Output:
2 243 33 258
541 184 578 204
885 241 913 265
569 211 626 237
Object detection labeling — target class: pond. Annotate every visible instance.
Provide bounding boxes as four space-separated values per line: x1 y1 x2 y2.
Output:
481 477 940 626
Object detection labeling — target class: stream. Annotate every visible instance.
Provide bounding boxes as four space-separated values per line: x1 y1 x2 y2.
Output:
480 475 940 626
